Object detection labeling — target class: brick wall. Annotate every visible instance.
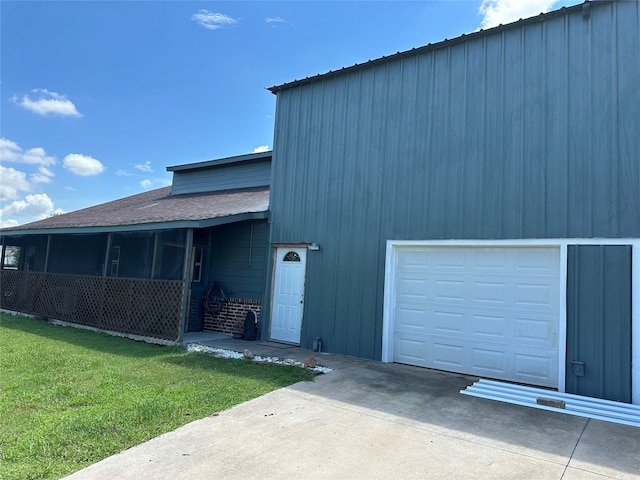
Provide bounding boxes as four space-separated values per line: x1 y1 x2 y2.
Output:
203 297 261 335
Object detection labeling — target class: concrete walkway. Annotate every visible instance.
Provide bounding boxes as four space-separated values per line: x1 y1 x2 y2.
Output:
65 338 640 479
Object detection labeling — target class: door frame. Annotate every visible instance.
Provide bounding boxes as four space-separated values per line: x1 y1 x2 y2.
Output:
382 238 640 405
268 243 309 344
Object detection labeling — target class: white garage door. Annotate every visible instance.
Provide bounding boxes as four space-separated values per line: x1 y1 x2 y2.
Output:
393 246 560 387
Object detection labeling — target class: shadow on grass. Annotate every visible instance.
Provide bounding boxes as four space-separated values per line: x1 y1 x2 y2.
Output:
161 353 314 386
0 315 176 359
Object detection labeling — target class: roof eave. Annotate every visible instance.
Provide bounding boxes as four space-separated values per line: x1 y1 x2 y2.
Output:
0 211 269 238
166 151 272 172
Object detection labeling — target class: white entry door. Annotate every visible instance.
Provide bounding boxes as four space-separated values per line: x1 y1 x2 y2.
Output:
270 247 307 344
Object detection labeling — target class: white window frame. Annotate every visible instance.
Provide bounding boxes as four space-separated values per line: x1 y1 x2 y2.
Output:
192 248 204 283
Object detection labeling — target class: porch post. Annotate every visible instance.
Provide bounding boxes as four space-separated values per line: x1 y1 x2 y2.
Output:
102 233 112 276
44 235 51 272
178 229 194 341
150 232 159 279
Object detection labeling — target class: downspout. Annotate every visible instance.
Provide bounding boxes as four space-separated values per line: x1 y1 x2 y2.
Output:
178 229 194 342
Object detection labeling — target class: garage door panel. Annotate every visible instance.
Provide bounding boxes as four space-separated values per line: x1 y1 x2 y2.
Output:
393 246 560 388
515 283 557 308
394 335 428 363
472 280 508 305
432 341 467 369
397 277 430 299
514 315 557 344
433 279 466 302
433 250 467 270
432 311 465 335
396 307 430 331
472 313 508 339
471 347 506 374
398 273 558 313
514 249 559 274
396 306 556 345
513 352 556 386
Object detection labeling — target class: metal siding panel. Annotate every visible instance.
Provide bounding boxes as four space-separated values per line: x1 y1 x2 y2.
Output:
502 27 525 238
482 34 506 237
567 11 594 235
603 246 633 402
428 47 453 237
210 221 268 300
268 2 640 359
171 161 271 194
566 245 632 402
616 0 640 238
543 14 570 237
462 40 486 238
522 22 545 238
590 7 617 237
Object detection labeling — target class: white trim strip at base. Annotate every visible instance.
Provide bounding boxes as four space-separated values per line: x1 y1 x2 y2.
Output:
461 379 640 428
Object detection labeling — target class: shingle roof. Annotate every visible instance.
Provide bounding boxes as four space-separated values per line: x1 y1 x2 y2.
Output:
0 186 269 236
267 1 604 94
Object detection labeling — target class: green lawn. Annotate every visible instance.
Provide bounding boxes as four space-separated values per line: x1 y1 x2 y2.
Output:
0 314 313 480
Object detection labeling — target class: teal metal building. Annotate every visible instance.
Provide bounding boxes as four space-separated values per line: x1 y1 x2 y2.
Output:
263 1 639 404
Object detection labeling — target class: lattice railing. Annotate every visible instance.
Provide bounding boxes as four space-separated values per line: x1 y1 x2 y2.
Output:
0 270 183 341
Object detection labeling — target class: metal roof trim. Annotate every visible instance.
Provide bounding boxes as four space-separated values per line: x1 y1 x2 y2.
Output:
166 150 272 172
267 1 609 94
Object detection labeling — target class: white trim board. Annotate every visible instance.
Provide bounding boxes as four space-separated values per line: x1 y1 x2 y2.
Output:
382 239 640 406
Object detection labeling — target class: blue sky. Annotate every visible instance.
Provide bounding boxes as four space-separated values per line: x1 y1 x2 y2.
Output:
1 0 579 227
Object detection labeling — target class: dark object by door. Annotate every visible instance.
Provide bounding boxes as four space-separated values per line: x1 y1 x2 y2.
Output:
566 245 632 403
243 310 258 341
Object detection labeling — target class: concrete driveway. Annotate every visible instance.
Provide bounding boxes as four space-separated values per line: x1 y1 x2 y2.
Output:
65 351 640 479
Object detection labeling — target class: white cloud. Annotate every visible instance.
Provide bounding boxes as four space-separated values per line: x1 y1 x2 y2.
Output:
253 145 270 153
115 169 134 177
0 138 22 162
192 10 237 30
265 17 286 24
21 147 56 166
0 166 31 200
0 138 56 166
479 0 558 29
0 193 56 220
140 179 153 189
0 218 19 228
63 153 105 176
30 166 55 184
11 88 82 118
134 161 153 173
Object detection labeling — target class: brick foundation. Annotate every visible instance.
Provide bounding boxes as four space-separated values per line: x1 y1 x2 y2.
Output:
203 297 261 335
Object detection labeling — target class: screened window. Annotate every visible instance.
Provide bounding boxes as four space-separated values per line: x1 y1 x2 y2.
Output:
2 246 21 269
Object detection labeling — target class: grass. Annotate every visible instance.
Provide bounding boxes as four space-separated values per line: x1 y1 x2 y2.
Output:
0 314 314 480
